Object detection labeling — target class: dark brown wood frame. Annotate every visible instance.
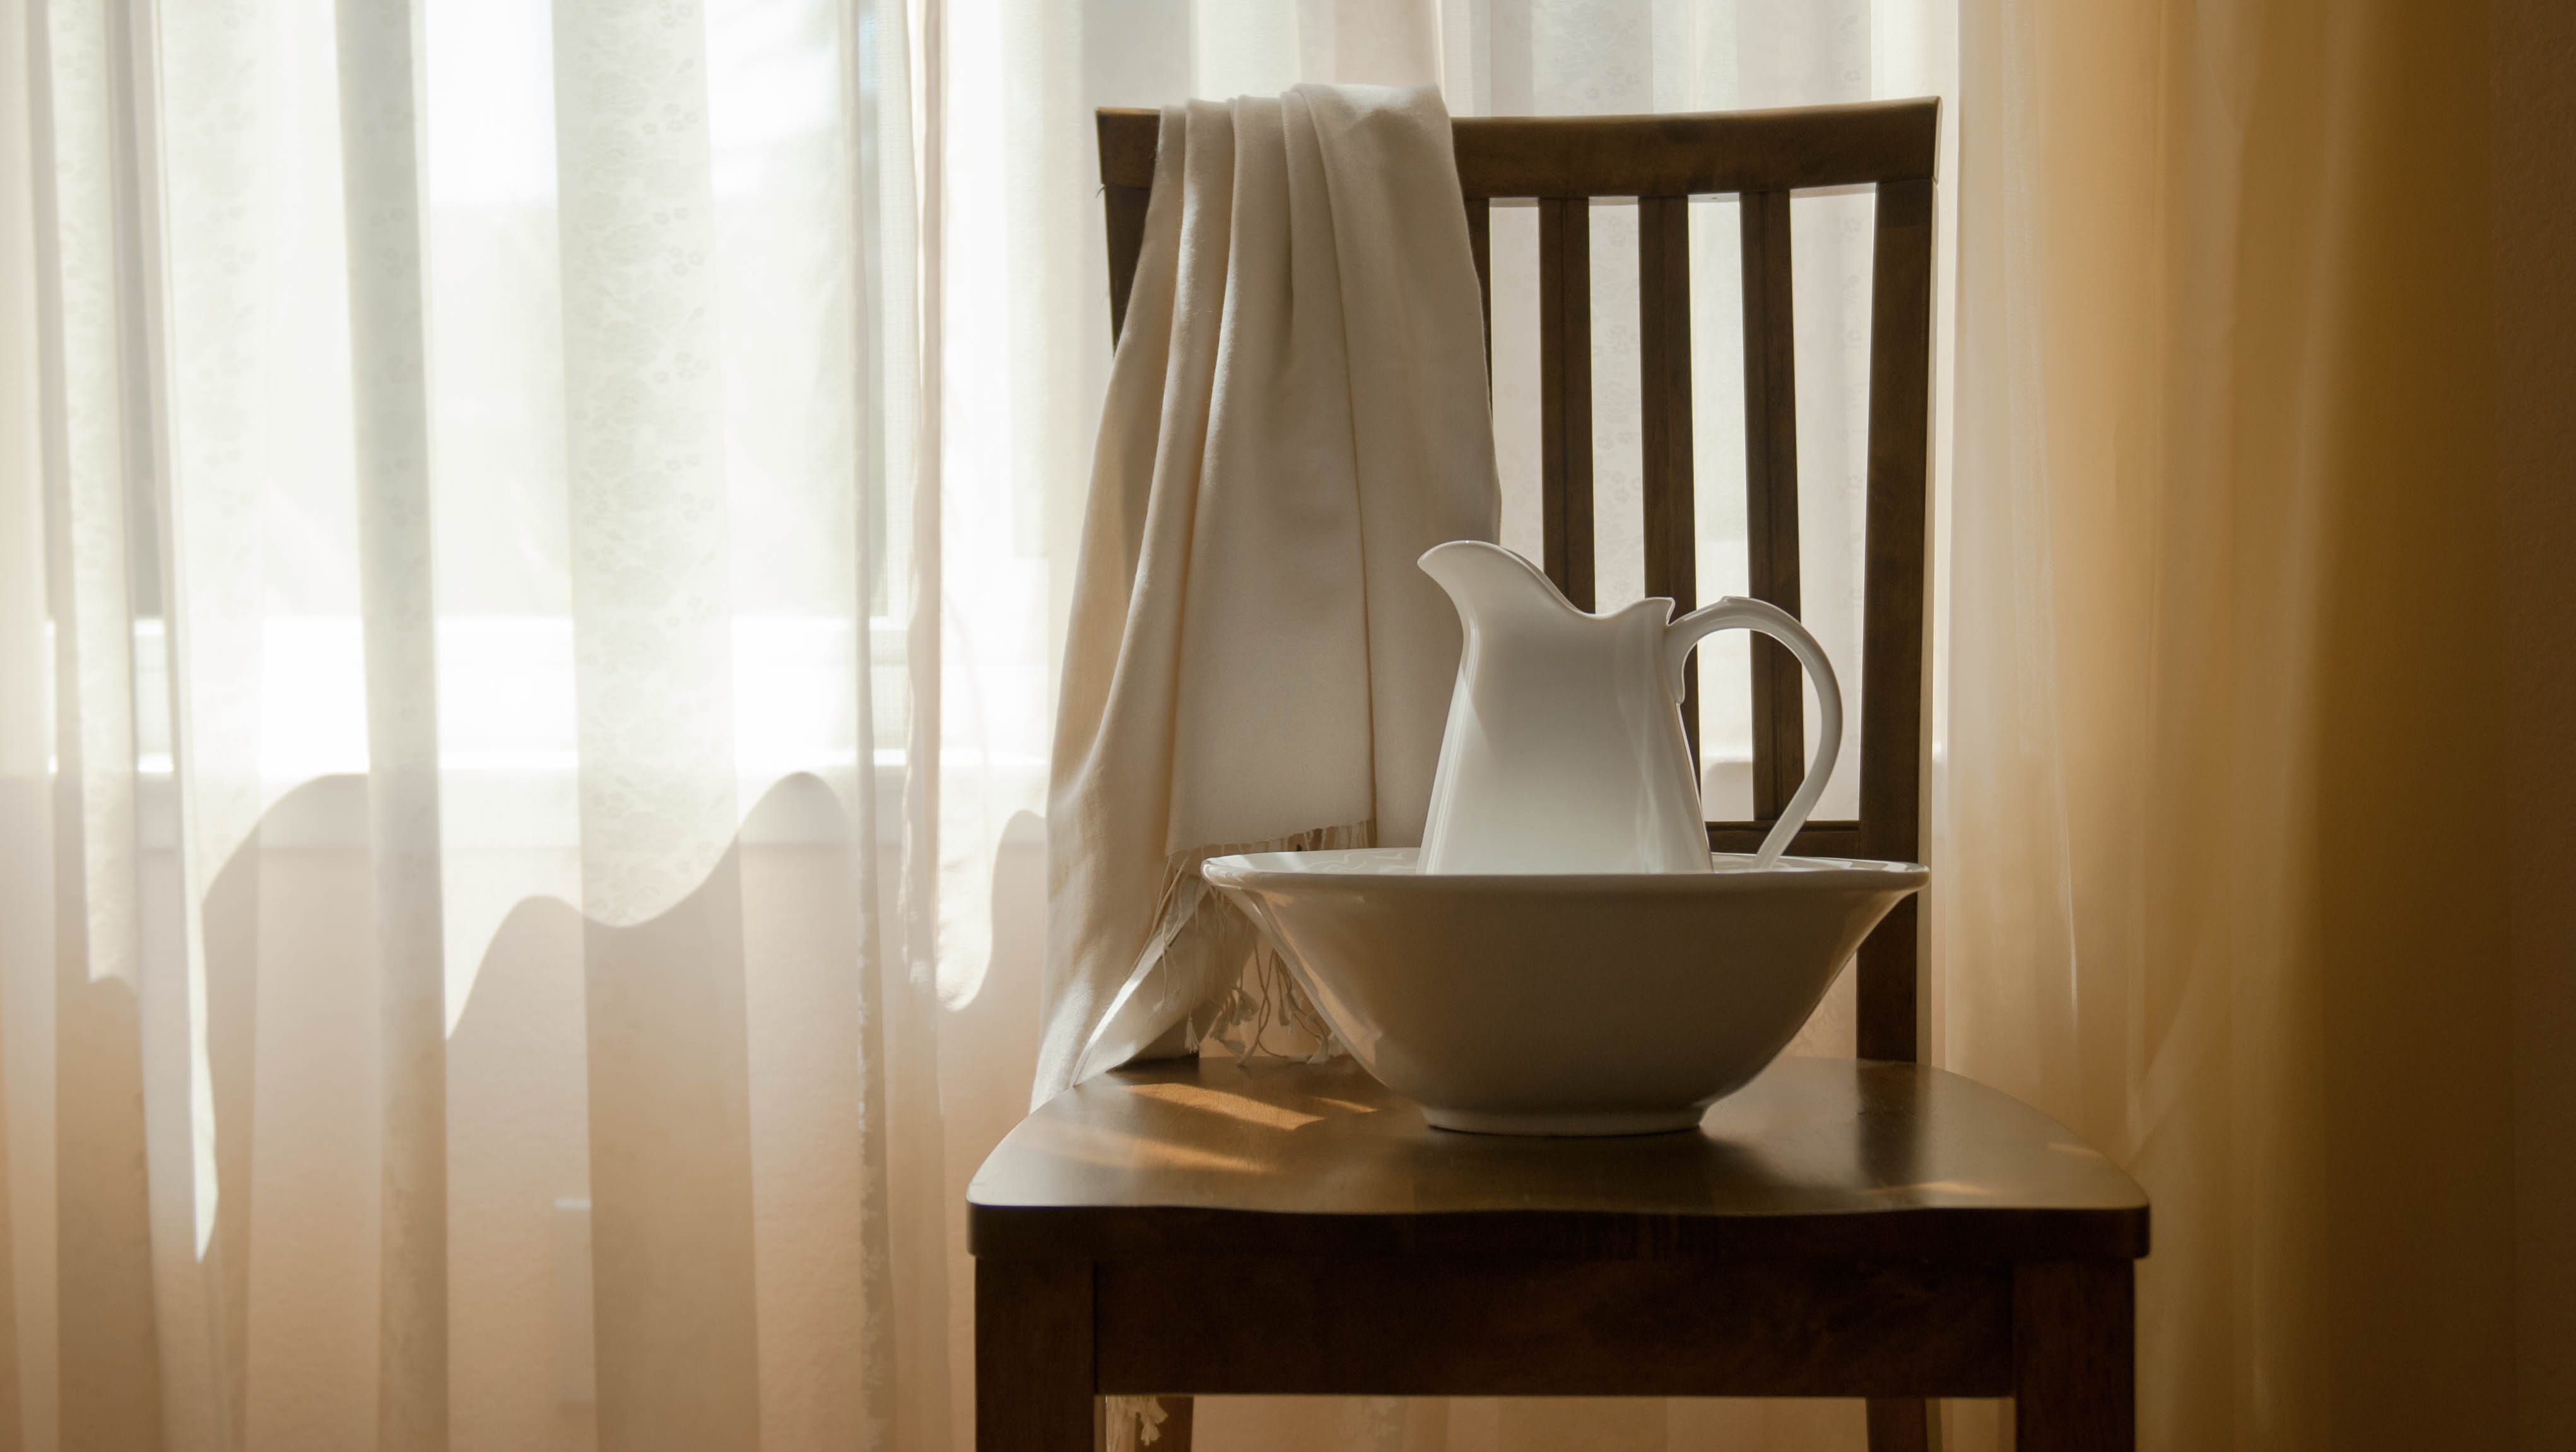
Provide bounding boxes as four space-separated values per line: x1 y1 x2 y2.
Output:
986 1254 2132 1449
976 98 2136 1452
973 1053 2142 1452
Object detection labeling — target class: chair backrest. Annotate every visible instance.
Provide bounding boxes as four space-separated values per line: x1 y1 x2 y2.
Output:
1095 100 1938 1064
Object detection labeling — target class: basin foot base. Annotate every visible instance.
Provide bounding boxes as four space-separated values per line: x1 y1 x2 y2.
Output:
1421 1106 1703 1136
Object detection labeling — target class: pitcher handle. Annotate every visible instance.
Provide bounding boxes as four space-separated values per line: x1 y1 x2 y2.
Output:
1665 598 1843 867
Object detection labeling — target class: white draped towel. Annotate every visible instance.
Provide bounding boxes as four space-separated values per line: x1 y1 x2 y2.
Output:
1037 85 1501 1102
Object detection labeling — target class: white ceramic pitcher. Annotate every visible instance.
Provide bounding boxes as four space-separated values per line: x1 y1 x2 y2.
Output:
1416 540 1841 874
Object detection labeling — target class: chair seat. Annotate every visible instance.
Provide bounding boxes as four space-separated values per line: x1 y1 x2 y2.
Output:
968 1055 2148 1263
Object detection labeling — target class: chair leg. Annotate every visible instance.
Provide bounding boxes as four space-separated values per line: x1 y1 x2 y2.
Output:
1155 1396 1195 1451
977 1258 1097 1452
2012 1261 2134 1452
1865 1397 1938 1451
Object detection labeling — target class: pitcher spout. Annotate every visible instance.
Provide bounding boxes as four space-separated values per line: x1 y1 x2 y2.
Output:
1418 539 1584 633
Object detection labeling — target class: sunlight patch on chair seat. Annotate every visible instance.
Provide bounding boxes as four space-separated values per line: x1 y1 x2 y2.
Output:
1129 1081 1324 1132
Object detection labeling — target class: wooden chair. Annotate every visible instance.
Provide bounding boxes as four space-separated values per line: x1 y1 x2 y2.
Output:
970 99 2145 1452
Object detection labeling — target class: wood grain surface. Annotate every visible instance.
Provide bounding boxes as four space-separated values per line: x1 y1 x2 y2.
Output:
1738 187 1806 822
1854 174 1937 1063
1638 194 1699 764
1095 102 1939 197
1538 195 1596 608
969 1056 2146 1263
974 1258 1093 1452
2013 1260 2138 1451
1095 1254 2013 1397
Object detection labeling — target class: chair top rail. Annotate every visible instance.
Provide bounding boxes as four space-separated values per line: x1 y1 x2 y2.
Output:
1097 98 1939 196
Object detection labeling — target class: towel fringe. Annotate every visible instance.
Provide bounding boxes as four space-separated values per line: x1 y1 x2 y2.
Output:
1187 822 1362 1063
1085 821 1364 1074
1106 1394 1167 1452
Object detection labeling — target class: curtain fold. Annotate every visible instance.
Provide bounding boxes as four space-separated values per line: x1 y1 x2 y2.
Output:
4 1 946 1449
1941 0 2515 1446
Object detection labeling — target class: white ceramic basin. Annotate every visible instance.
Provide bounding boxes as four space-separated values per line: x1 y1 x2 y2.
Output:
1200 847 1928 1135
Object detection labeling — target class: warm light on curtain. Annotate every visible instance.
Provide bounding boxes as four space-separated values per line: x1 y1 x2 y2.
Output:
1941 0 2532 1446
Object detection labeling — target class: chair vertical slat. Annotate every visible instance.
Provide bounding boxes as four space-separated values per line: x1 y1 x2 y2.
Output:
1855 177 1935 1064
1538 197 1595 609
1638 196 1698 767
1738 189 1805 821
1105 183 1151 343
1466 196 1493 375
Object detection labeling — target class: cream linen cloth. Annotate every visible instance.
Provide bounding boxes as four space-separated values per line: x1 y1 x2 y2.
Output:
1037 85 1500 1101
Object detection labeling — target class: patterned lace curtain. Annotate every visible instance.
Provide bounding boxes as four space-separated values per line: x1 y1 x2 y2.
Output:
3 3 941 1449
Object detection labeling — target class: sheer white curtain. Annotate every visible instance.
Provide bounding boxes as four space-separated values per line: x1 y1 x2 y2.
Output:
1 3 1950 1452
4 2 945 1449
